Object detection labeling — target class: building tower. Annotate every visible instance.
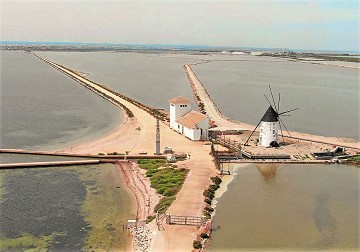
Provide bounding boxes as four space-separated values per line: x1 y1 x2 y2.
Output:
258 106 280 147
168 96 192 129
244 86 299 147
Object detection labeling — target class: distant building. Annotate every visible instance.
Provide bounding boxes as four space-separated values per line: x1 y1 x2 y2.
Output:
169 96 209 141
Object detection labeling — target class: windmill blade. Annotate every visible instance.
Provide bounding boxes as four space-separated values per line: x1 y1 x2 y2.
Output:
279 117 293 139
244 120 262 146
264 94 273 108
279 108 299 115
277 93 280 113
269 85 278 111
278 120 285 144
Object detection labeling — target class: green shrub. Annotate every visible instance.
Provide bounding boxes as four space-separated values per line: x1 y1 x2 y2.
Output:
146 215 156 223
193 240 202 249
204 206 214 212
200 233 209 239
163 187 178 196
211 176 222 185
204 198 212 205
154 196 176 212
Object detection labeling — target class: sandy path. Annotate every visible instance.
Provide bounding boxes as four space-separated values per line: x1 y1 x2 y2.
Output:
34 54 219 251
184 64 360 150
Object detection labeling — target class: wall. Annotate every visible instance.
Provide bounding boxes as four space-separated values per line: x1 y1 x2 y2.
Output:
169 103 192 129
259 121 279 147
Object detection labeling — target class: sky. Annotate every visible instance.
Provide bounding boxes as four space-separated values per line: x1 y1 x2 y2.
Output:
1 0 359 51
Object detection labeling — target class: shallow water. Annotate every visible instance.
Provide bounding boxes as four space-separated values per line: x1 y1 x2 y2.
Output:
0 153 89 163
0 163 134 251
207 164 359 251
36 52 359 140
1 51 123 151
192 56 359 140
36 51 199 110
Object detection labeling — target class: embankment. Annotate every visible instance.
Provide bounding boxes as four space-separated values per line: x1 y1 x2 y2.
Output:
184 64 360 151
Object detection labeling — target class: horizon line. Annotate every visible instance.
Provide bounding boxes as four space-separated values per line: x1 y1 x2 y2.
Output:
1 40 359 54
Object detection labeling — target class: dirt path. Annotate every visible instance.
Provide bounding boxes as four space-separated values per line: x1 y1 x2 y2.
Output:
184 64 360 150
34 54 219 252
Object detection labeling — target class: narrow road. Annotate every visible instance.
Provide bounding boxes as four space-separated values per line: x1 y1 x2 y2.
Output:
184 64 360 150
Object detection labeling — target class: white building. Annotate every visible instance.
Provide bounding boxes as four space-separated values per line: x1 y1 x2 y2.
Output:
259 106 280 147
169 96 209 141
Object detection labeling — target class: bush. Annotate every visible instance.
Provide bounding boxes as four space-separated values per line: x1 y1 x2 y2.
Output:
203 189 215 199
193 240 202 249
154 196 176 212
146 215 156 223
163 187 178 196
108 152 121 155
204 198 212 205
204 206 214 212
211 176 222 185
200 233 209 239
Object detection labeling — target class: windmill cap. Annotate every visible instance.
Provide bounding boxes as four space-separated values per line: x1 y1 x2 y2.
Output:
261 106 278 122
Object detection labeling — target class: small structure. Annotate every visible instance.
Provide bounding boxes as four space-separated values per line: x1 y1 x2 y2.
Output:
259 106 280 147
127 220 136 228
169 96 209 141
244 86 299 148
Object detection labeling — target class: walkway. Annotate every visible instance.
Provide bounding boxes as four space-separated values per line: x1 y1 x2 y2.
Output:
184 64 360 150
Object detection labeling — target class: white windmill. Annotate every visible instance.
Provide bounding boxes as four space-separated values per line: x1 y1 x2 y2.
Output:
244 86 299 147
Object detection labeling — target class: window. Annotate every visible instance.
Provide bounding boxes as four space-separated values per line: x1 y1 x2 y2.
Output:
178 125 180 129
171 104 174 106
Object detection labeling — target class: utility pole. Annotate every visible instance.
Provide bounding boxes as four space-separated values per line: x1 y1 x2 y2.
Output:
155 118 161 155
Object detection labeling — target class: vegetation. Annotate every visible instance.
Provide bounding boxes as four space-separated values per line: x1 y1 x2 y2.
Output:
107 152 122 155
203 176 222 219
138 159 189 213
200 233 210 239
348 155 360 164
193 240 202 249
146 215 156 223
78 165 133 251
154 196 176 213
0 233 63 251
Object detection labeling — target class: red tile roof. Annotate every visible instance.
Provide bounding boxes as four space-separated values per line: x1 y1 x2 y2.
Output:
168 96 192 104
176 110 208 129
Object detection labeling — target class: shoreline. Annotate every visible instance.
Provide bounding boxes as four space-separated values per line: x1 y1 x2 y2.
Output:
32 53 220 251
184 64 360 151
22 52 359 251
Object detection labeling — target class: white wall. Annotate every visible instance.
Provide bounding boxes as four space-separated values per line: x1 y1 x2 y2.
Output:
169 103 192 129
197 118 209 139
171 113 209 141
259 121 279 147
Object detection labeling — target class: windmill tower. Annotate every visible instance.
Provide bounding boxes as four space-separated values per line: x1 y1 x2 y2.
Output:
245 86 299 147
259 106 280 147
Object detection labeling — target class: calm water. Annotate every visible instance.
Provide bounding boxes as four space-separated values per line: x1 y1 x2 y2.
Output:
192 56 359 140
0 51 134 250
0 153 90 164
0 164 134 251
37 52 359 140
3 51 358 251
208 164 359 251
1 51 122 151
37 51 198 110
